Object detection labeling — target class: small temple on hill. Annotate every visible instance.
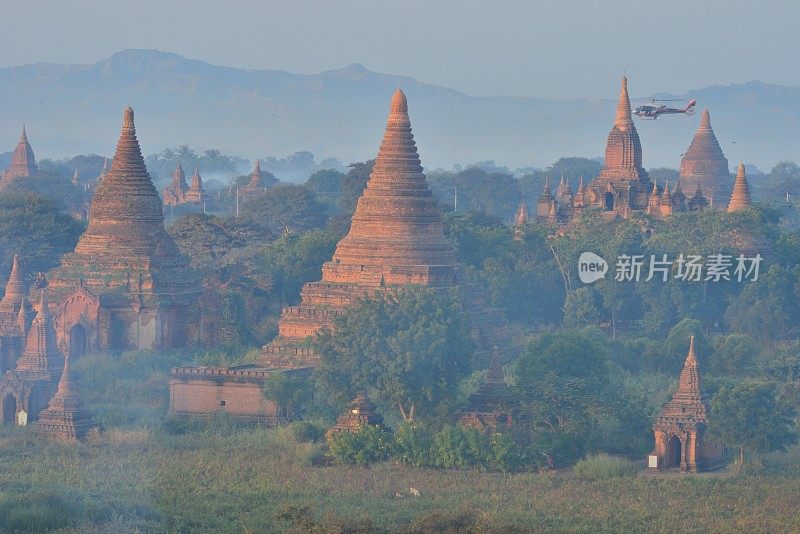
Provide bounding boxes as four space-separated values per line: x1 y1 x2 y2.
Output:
0 255 32 374
679 109 731 200
170 89 513 422
0 293 64 426
534 77 710 227
36 354 93 441
326 392 386 438
1 126 38 187
650 336 724 472
44 107 201 354
727 163 753 212
163 163 208 208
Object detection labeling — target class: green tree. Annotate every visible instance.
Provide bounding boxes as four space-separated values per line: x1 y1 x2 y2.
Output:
242 183 328 236
313 288 473 422
708 382 798 470
262 374 313 423
337 160 373 214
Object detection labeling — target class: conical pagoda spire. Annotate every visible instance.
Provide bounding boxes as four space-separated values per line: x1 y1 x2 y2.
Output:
97 157 110 183
676 335 702 398
71 169 79 187
248 160 264 188
654 335 707 426
543 176 552 196
577 176 585 194
679 109 729 196
661 180 672 204
16 296 27 333
515 202 528 226
615 76 633 131
15 291 63 378
2 125 38 180
36 352 94 441
172 162 188 192
728 162 753 212
190 166 203 191
321 89 457 282
2 254 25 307
74 107 178 258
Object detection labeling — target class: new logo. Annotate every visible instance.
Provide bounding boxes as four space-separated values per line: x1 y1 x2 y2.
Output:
578 252 608 284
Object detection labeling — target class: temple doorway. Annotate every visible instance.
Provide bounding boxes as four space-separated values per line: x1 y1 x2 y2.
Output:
2 394 16 424
604 192 614 211
666 435 682 468
69 324 86 360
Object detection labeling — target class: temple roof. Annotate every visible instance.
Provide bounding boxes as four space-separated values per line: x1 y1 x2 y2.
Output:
3 126 37 180
728 163 753 212
15 292 63 377
655 336 707 428
515 202 528 226
190 166 204 192
615 76 634 131
2 254 26 308
171 162 188 192
594 77 648 183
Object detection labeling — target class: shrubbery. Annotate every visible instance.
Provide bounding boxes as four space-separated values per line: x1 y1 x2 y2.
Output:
573 453 637 481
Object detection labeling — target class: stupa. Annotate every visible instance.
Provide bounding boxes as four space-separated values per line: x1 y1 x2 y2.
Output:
36 354 93 441
0 255 30 373
260 89 459 367
44 107 200 353
727 163 753 212
326 391 386 438
679 110 730 199
458 348 514 433
162 162 189 206
239 160 269 200
650 336 724 472
169 90 513 422
1 126 37 185
185 166 207 204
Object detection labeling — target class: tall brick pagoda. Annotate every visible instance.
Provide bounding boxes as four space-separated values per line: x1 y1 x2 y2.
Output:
679 110 730 200
170 89 513 422
727 163 753 212
36 354 93 441
240 160 269 201
162 162 189 207
44 107 200 353
185 166 207 204
651 336 724 472
458 348 514 433
0 255 31 374
1 126 38 186
583 76 653 217
260 89 459 368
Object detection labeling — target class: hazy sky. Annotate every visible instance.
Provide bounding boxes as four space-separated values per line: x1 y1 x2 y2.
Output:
1 0 798 99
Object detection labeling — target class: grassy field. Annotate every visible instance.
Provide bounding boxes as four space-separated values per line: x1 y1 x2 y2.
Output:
2 351 800 533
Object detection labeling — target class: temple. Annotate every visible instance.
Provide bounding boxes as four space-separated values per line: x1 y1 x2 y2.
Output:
185 166 207 204
326 392 386 438
0 293 64 426
679 110 731 199
458 348 513 433
533 77 709 227
239 160 270 201
1 126 38 186
36 354 94 441
727 163 753 212
170 90 513 421
162 162 189 207
0 255 31 374
44 107 201 354
514 202 528 240
650 336 725 472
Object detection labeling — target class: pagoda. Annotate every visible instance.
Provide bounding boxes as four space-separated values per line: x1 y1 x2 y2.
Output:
458 348 514 433
162 162 189 206
679 110 730 200
239 160 269 200
185 166 207 204
260 89 459 368
727 163 753 212
44 107 200 353
1 126 37 186
36 354 94 441
584 76 653 217
650 336 724 472
514 202 528 240
0 255 30 373
326 392 386 438
0 292 64 425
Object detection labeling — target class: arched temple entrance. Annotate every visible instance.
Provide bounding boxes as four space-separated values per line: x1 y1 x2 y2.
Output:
2 394 16 424
604 192 615 211
69 324 87 360
666 435 682 468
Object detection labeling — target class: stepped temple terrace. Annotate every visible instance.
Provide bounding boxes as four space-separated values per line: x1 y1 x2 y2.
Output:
650 337 725 473
44 107 202 354
170 89 513 421
163 163 207 207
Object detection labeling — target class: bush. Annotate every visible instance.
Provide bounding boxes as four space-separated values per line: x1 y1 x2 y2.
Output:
573 453 637 481
288 421 326 443
327 425 393 466
394 422 435 467
431 425 491 469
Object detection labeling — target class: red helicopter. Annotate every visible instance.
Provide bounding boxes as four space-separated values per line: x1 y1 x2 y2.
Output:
633 98 697 119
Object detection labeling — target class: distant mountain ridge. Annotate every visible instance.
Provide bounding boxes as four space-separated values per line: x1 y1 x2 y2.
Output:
0 49 797 172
